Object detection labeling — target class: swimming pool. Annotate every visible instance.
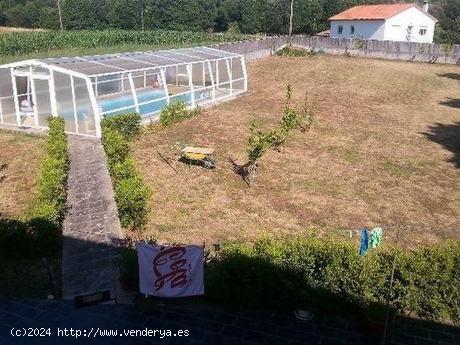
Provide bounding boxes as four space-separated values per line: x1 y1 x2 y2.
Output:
99 88 212 118
59 88 213 129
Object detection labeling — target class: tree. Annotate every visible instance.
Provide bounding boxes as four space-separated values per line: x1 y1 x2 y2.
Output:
0 0 458 44
106 0 143 29
239 0 268 34
61 0 111 29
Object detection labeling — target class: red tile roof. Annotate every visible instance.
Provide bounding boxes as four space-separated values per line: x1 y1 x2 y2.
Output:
329 4 416 21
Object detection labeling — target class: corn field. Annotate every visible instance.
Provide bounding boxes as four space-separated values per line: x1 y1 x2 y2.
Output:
0 30 252 56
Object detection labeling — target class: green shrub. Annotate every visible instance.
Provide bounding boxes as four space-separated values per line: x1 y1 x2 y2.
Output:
101 127 130 166
159 101 201 127
114 176 151 229
101 113 151 230
33 157 68 223
110 159 138 182
101 113 141 140
206 237 460 324
276 45 316 57
119 246 139 289
33 117 69 225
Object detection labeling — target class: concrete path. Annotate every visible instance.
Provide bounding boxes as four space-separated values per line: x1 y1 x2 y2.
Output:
62 135 124 301
0 298 458 345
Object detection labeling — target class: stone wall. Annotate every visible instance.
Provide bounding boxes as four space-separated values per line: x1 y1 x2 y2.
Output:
216 35 460 65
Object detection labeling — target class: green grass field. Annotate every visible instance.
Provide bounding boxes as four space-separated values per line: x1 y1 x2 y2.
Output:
0 29 251 64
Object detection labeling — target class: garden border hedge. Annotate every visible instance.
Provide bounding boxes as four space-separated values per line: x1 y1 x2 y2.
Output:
119 235 459 325
101 113 151 230
206 237 460 324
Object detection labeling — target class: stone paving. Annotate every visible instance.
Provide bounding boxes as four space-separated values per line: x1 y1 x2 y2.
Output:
62 135 124 300
0 299 459 345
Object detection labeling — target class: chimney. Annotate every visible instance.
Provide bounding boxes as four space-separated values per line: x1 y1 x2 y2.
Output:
423 0 429 12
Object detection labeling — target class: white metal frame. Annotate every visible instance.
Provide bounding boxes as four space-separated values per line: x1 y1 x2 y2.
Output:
0 47 247 138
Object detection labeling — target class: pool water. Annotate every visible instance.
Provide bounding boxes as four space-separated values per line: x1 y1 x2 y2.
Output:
99 88 212 118
59 88 213 130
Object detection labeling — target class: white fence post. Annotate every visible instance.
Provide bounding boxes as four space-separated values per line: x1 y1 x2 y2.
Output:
30 78 39 126
128 72 140 114
10 68 20 126
85 77 101 138
207 61 215 99
186 64 195 108
49 69 58 117
160 68 170 105
70 76 79 134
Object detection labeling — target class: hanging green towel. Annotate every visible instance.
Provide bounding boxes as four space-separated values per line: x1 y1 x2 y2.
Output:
370 227 383 249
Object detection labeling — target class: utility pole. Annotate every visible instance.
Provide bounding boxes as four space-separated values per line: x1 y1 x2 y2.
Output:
141 9 144 31
288 0 294 38
57 0 64 31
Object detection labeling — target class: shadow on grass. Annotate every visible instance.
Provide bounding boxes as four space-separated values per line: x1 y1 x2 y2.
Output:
423 122 460 168
178 156 216 170
0 163 6 183
437 72 460 81
228 157 251 186
0 217 61 298
440 98 460 109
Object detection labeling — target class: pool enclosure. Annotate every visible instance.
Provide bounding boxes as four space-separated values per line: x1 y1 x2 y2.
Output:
0 47 247 137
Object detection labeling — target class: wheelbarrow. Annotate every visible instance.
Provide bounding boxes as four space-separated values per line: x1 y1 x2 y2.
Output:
181 146 216 169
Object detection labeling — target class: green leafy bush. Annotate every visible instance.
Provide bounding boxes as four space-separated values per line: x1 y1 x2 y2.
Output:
0 218 60 260
276 45 316 57
101 127 130 166
114 177 151 229
110 159 138 182
159 101 201 127
206 237 460 324
101 113 151 230
119 246 139 290
33 117 69 225
101 113 141 140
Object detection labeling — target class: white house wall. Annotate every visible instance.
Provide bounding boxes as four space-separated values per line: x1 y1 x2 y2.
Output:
384 7 436 43
330 20 386 40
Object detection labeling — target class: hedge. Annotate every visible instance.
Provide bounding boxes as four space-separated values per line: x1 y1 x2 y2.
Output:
205 237 460 324
101 113 151 230
118 236 459 324
0 117 68 259
33 117 69 224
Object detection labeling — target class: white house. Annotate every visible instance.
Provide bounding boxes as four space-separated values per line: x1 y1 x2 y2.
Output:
329 2 437 43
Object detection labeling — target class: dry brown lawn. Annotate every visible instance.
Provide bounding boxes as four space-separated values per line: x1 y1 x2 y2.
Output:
133 55 460 246
0 131 45 219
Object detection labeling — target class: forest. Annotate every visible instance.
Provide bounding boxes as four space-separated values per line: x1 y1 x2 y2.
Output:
0 0 459 43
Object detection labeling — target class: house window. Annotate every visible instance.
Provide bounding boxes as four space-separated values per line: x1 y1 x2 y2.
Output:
419 26 427 36
338 25 343 34
350 25 355 34
406 25 413 41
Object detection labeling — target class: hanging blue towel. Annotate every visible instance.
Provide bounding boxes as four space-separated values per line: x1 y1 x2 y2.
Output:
359 228 369 256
